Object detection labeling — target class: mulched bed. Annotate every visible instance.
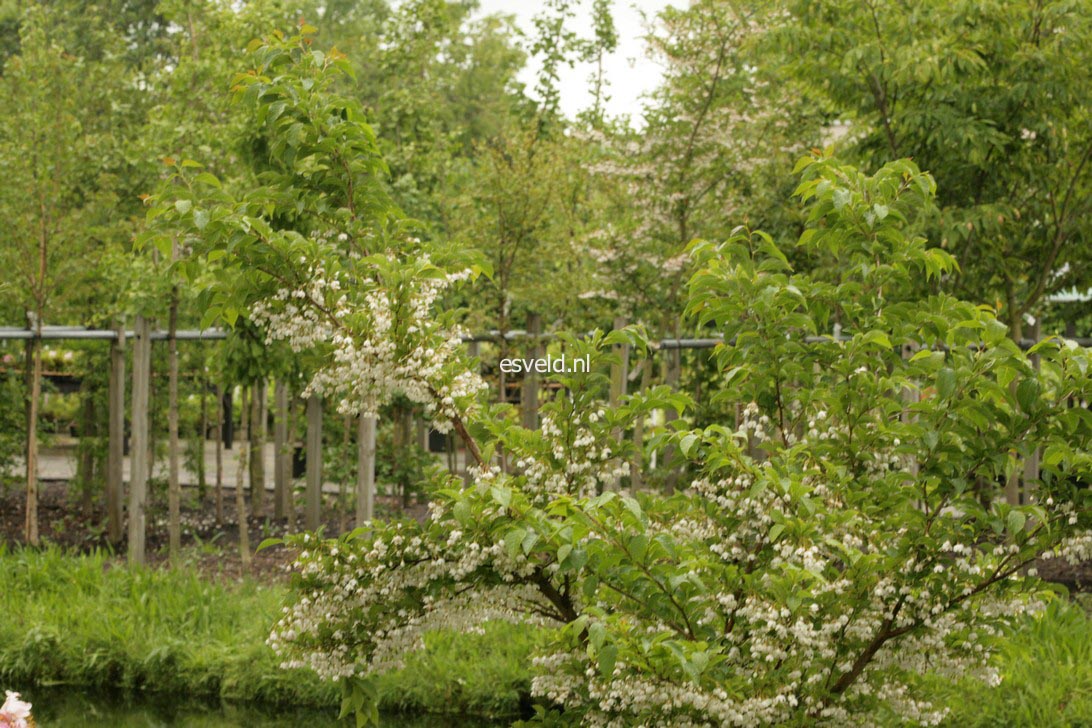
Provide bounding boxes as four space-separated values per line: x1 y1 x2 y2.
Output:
1032 556 1092 594
1 480 1089 593
0 479 429 582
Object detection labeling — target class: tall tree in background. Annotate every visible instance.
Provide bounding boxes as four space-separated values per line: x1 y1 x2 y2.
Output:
780 0 1092 338
0 6 131 543
352 0 525 230
580 0 818 339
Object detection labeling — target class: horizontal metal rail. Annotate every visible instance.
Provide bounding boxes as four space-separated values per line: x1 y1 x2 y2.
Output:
1 326 1090 351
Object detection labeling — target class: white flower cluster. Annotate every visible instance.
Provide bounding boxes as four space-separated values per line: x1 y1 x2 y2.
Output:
1041 529 1092 565
269 508 553 681
531 652 802 727
513 410 629 502
251 253 487 427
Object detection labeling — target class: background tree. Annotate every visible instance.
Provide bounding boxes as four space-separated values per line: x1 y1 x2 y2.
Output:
0 5 133 543
779 0 1092 338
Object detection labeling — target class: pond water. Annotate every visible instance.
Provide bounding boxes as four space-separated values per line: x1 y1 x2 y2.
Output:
15 687 504 727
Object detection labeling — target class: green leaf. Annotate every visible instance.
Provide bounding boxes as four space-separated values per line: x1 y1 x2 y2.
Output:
256 537 283 552
1016 378 1040 413
937 368 957 398
491 486 512 508
588 621 606 650
195 172 222 189
860 330 892 349
504 529 525 559
175 199 192 214
1007 509 1026 535
598 644 618 678
680 433 700 457
521 530 540 555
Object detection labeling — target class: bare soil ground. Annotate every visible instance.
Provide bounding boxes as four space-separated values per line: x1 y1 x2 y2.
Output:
1 480 1089 593
0 479 429 582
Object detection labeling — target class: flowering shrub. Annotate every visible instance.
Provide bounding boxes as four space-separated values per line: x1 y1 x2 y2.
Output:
142 27 490 452
0 691 32 728
144 26 1092 728
264 155 1091 726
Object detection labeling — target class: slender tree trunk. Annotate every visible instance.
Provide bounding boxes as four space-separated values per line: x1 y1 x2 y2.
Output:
235 385 251 569
167 284 181 561
339 413 351 533
497 291 508 404
129 315 151 565
223 388 233 449
497 289 510 472
403 409 414 508
197 367 207 499
608 316 629 492
284 392 297 533
273 381 287 520
356 413 376 524
305 394 323 531
147 347 158 500
662 345 682 494
106 324 125 543
249 381 265 518
77 380 95 518
464 341 481 486
630 359 652 493
24 324 42 546
521 313 541 430
214 383 224 525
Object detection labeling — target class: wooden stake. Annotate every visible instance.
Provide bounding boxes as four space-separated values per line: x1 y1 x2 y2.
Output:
465 341 481 486
608 316 629 491
235 385 251 569
167 284 181 561
107 324 125 543
305 394 323 530
356 413 376 524
284 392 297 533
214 383 224 525
250 381 265 518
522 313 542 430
273 381 288 520
630 359 652 493
662 347 681 494
24 315 41 546
128 315 151 565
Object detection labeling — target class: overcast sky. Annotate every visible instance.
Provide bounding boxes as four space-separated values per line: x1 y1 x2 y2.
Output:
472 0 680 126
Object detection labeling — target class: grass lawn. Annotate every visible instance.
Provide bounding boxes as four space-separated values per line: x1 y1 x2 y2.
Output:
1 545 1088 725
